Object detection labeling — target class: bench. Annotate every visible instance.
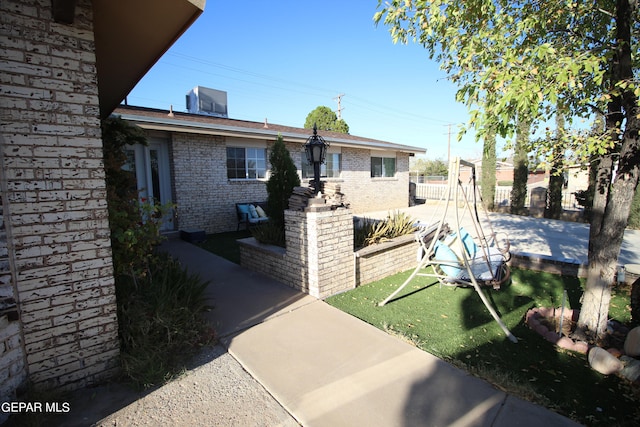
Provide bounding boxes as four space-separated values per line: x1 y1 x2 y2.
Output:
236 202 269 230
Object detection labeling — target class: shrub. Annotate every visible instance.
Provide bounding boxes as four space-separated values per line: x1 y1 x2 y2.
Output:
102 117 212 389
354 211 418 249
116 253 212 389
266 134 300 229
251 221 286 247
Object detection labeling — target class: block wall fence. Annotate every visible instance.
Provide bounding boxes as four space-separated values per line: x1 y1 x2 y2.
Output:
0 0 120 417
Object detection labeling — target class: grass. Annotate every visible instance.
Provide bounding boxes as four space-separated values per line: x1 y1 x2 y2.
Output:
326 267 639 426
196 229 252 264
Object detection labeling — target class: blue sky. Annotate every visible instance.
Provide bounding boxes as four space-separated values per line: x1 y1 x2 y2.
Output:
127 1 493 160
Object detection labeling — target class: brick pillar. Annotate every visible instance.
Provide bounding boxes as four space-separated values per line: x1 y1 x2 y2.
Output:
285 207 355 299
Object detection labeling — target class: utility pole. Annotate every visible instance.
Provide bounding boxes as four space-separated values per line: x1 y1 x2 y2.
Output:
334 94 345 120
445 123 452 163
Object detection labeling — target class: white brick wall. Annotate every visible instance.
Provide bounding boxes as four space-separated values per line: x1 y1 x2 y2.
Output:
0 0 119 411
160 130 412 233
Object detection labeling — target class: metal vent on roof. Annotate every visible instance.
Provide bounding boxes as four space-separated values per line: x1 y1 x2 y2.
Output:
186 86 228 118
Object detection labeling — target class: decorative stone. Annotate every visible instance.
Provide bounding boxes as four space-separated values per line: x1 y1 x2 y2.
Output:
619 356 640 382
588 347 623 375
556 336 575 350
607 348 623 358
624 326 640 357
573 341 589 354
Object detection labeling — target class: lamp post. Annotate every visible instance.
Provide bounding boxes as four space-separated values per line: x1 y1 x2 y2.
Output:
304 124 329 194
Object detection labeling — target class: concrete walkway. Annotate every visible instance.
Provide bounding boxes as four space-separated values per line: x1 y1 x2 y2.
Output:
162 237 583 427
48 206 640 426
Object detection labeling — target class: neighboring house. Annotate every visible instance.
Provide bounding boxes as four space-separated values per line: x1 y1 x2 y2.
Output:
0 0 204 418
113 105 426 234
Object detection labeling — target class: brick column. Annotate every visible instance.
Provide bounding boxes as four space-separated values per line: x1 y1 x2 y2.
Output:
285 207 355 299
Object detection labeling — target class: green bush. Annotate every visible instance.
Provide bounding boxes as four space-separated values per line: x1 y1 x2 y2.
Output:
102 117 213 389
116 253 212 389
354 211 418 249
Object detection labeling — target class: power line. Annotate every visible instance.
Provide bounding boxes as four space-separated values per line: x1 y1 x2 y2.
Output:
157 51 459 127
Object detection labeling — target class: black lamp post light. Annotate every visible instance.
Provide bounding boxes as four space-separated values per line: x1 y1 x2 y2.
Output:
304 124 329 194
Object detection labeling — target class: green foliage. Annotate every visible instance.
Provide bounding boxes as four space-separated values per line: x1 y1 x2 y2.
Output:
354 211 418 249
304 106 350 133
116 253 212 389
110 201 175 277
374 1 620 149
410 157 448 177
102 116 174 277
102 117 211 389
251 221 286 247
266 135 300 230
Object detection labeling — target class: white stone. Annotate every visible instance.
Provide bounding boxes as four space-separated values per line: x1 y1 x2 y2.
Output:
624 326 640 357
588 347 623 375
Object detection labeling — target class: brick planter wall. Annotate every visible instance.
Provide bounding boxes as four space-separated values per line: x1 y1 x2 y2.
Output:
355 234 419 286
239 208 423 298
239 207 355 299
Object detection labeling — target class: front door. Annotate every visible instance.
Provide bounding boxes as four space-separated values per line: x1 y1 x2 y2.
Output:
125 139 174 231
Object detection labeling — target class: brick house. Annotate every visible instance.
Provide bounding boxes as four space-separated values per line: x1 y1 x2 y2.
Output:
113 105 426 234
0 0 204 418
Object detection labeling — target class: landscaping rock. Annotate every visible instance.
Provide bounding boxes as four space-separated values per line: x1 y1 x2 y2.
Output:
607 347 623 358
588 347 623 375
623 326 640 357
619 356 640 382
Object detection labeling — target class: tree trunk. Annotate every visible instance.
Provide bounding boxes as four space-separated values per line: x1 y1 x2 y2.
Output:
577 0 639 339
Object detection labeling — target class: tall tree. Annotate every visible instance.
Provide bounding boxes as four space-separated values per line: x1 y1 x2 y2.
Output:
545 113 567 220
511 118 529 215
266 134 300 229
304 106 349 133
375 1 640 339
481 129 496 211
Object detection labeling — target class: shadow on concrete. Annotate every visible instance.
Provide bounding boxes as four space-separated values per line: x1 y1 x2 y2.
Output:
161 239 316 338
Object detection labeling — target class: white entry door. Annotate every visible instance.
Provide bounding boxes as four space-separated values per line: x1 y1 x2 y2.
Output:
126 139 174 231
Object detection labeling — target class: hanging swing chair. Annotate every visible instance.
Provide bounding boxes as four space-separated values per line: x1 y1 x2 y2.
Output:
378 157 517 343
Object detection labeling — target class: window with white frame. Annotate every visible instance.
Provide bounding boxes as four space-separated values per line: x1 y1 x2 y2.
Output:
302 150 341 179
226 146 267 179
371 155 396 178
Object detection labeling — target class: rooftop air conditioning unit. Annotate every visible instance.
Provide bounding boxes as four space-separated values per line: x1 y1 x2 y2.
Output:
186 86 228 118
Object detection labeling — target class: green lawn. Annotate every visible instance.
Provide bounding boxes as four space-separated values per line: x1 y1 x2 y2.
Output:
197 231 638 425
196 229 252 264
326 267 638 426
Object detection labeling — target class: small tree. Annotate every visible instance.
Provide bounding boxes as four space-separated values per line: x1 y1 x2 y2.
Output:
266 135 300 229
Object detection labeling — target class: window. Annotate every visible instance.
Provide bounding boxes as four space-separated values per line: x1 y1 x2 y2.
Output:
302 152 341 178
371 156 396 177
227 147 266 179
